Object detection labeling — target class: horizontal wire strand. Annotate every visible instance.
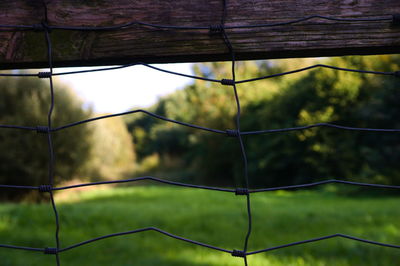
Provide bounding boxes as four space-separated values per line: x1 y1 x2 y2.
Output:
250 179 400 192
224 15 392 29
54 176 234 192
0 177 399 192
59 227 232 253
1 231 398 255
1 64 397 83
0 14 393 31
51 63 219 83
0 73 37 77
1 121 399 137
0 244 44 252
0 125 37 131
235 64 398 84
247 233 400 255
0 184 39 190
241 122 400 135
52 109 225 134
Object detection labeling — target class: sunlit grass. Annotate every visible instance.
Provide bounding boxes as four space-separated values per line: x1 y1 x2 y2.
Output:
0 186 399 265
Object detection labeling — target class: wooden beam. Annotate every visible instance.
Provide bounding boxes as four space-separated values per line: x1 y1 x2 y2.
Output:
0 0 400 69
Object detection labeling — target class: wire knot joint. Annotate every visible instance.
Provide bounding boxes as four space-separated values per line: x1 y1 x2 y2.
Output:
235 188 249 195
209 24 224 34
226 129 239 137
231 249 246 257
393 14 400 26
44 247 58 254
221 79 235 86
39 185 53 193
36 126 50 134
37 72 52 79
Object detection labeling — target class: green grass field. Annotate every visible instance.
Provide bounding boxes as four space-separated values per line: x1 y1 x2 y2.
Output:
0 186 399 266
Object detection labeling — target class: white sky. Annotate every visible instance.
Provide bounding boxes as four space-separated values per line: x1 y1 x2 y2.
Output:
56 63 194 113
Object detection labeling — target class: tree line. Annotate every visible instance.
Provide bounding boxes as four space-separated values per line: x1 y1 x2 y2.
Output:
126 55 400 189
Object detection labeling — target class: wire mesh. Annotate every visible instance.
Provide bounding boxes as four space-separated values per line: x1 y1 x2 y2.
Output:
0 1 399 265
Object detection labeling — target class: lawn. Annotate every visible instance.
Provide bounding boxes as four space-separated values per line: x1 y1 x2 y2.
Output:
0 186 399 265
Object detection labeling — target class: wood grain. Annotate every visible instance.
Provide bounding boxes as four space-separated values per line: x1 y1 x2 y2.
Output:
0 0 399 69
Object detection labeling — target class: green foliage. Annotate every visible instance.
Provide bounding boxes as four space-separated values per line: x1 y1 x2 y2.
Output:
0 77 92 200
127 55 400 188
244 55 400 187
0 186 399 265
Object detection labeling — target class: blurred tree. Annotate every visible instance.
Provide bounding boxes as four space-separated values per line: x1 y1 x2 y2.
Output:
0 76 92 201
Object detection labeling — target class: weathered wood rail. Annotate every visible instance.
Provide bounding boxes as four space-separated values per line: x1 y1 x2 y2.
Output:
0 0 399 69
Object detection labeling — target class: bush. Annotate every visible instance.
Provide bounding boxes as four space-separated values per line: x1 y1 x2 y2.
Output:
0 76 92 201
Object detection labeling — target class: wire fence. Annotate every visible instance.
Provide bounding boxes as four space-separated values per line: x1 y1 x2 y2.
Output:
0 1 399 265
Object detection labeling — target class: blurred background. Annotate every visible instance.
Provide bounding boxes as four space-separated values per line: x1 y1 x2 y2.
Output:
0 55 399 265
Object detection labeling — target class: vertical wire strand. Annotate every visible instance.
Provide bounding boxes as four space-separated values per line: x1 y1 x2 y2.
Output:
44 27 61 266
219 1 252 264
229 45 253 266
220 0 228 26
